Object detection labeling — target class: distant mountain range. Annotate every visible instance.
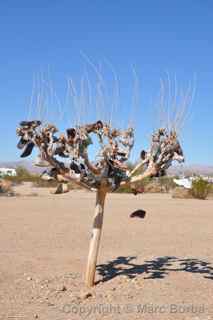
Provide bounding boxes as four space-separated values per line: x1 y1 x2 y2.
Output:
0 160 213 176
168 164 213 177
0 160 43 174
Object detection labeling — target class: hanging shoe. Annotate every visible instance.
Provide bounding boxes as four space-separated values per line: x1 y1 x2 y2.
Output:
20 142 35 158
17 137 28 149
34 155 51 167
69 170 81 181
40 171 54 181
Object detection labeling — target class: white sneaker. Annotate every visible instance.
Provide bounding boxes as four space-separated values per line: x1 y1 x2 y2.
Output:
34 155 51 167
41 172 54 181
69 170 81 181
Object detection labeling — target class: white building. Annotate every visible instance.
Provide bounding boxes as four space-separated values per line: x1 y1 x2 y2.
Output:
0 168 17 177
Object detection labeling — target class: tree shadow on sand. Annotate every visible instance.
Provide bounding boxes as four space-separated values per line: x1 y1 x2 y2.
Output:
97 256 213 283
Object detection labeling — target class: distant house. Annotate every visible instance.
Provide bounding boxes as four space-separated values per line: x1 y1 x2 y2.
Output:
0 168 17 177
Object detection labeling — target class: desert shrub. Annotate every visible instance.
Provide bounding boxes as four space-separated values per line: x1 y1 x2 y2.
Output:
144 181 164 193
116 176 152 193
209 183 213 193
172 187 193 199
115 185 132 193
191 178 210 200
158 176 176 192
207 184 213 199
33 179 59 188
4 166 38 184
33 179 80 190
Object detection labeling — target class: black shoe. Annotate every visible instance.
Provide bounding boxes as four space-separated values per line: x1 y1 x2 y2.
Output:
19 120 41 128
20 142 35 158
17 137 28 149
70 162 81 174
130 210 146 219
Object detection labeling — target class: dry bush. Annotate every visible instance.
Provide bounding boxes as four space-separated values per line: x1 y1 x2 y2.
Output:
143 177 175 193
172 187 193 199
158 176 177 192
33 179 81 190
191 178 210 200
206 184 213 199
4 166 39 185
33 179 59 188
116 177 175 194
144 182 165 193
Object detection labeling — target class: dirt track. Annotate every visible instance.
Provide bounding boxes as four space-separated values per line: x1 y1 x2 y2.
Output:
0 187 213 320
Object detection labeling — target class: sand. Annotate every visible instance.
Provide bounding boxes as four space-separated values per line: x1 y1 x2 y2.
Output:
0 186 213 319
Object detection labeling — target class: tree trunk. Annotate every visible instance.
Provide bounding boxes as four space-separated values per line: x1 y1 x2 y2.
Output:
85 187 107 287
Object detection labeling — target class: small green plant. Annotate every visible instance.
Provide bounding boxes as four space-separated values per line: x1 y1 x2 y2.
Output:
191 178 210 200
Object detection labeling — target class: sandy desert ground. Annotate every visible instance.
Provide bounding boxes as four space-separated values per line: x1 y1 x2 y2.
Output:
0 185 213 320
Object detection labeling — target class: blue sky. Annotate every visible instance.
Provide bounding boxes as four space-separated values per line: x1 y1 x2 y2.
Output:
0 1 212 164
